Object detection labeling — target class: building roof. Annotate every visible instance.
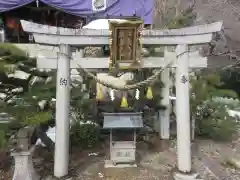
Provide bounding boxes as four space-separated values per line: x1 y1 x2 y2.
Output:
103 112 143 129
0 0 152 24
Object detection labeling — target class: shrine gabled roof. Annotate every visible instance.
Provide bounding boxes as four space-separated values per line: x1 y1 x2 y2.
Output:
103 112 143 129
0 0 152 24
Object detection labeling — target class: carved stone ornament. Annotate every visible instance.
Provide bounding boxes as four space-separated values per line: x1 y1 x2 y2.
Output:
109 19 143 70
92 0 106 11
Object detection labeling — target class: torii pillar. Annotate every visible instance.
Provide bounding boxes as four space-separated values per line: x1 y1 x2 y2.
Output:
174 44 198 179
54 44 71 177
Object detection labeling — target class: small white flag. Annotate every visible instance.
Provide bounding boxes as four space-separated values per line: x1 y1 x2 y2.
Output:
110 89 115 101
135 89 140 100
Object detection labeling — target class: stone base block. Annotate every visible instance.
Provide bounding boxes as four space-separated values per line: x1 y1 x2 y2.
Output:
104 160 137 168
174 172 199 180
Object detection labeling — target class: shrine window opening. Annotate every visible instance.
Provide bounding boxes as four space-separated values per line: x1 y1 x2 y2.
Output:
112 129 135 141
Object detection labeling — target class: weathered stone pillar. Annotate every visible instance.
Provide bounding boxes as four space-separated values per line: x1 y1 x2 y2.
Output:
12 150 39 180
54 44 71 177
174 44 198 180
159 67 170 139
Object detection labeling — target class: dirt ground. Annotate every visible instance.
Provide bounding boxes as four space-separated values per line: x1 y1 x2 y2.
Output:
1 138 240 180
39 138 240 180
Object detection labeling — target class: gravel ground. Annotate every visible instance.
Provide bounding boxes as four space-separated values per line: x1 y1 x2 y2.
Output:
40 138 240 180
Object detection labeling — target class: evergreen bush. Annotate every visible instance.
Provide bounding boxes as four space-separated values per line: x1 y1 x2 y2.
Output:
70 121 100 149
191 72 240 141
195 100 239 141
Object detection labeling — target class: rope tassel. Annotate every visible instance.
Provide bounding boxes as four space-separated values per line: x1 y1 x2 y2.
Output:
120 96 128 108
146 86 153 100
96 84 103 100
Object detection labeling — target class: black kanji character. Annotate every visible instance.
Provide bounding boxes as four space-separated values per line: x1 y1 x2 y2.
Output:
60 78 68 86
181 75 188 84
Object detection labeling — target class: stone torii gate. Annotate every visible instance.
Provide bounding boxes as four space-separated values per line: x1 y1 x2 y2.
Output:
21 20 222 179
37 49 207 140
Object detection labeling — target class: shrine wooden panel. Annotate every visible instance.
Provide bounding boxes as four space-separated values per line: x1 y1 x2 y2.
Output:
109 20 143 70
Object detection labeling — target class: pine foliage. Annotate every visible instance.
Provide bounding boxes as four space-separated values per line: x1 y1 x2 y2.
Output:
0 44 55 148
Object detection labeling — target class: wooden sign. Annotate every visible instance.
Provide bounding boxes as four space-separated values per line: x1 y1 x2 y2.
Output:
109 20 143 70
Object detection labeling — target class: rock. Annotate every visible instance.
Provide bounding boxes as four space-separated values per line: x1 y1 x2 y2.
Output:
228 157 240 169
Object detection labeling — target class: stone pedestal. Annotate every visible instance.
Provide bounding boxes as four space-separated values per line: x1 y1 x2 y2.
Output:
174 172 199 180
11 151 39 180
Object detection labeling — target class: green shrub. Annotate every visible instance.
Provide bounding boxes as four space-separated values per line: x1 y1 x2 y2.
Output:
0 122 14 150
70 121 100 149
195 100 239 141
23 111 52 125
0 130 7 149
0 43 26 57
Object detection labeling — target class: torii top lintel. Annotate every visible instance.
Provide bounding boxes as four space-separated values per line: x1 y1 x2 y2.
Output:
20 20 223 45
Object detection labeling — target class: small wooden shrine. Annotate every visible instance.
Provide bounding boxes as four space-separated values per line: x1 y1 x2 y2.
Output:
103 112 143 168
108 19 143 70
